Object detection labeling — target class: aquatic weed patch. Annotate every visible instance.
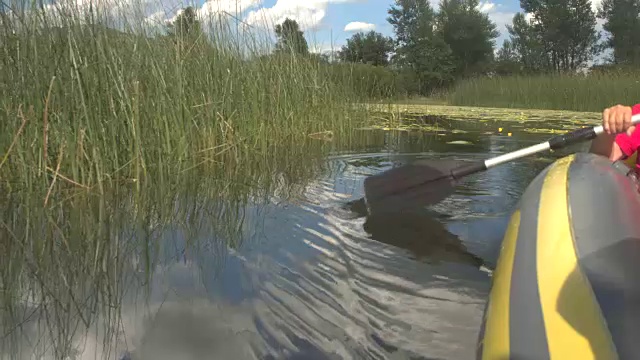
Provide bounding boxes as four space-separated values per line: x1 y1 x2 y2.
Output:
363 104 602 136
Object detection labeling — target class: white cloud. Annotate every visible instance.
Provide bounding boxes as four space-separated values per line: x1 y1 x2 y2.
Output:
309 43 341 55
41 0 266 31
244 1 325 31
165 7 185 25
477 1 495 13
490 11 516 36
243 0 361 31
31 0 366 50
471 2 515 44
144 10 168 30
344 21 375 32
39 0 188 29
198 0 261 19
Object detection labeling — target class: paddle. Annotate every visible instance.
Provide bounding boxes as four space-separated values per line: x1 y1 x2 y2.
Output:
362 114 640 215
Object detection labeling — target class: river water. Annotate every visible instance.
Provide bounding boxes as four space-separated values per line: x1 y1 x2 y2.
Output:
1 121 592 360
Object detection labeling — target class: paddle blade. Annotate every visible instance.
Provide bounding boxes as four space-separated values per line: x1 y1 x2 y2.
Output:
363 159 461 215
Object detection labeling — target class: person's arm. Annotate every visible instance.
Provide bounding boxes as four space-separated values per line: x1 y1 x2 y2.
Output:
590 132 621 160
612 104 640 161
590 104 640 161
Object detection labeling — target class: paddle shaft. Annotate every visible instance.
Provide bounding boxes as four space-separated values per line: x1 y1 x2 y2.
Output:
450 114 640 180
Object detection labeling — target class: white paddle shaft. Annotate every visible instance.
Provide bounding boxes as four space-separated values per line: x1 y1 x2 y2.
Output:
484 114 640 169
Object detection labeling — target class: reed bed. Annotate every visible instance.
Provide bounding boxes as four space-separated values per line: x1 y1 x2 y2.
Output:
446 71 640 112
0 0 371 201
0 2 376 357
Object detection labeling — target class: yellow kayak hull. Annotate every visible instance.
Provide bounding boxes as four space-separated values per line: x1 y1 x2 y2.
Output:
476 152 640 360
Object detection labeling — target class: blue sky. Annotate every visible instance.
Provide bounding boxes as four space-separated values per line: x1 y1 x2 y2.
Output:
297 0 521 53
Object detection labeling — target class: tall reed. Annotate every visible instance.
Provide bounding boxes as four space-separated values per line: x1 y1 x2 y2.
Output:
0 0 370 201
446 71 640 112
0 2 379 357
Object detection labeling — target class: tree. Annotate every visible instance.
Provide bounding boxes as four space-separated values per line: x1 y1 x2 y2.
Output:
504 12 547 73
436 0 500 77
387 0 455 93
274 18 309 55
494 39 523 75
520 0 600 72
338 31 394 66
166 7 203 41
597 0 640 65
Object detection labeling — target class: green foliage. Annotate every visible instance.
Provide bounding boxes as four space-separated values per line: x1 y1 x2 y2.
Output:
275 18 309 55
495 13 548 74
519 0 600 71
446 71 640 111
325 62 405 99
387 0 436 48
589 62 640 75
338 30 394 66
387 0 456 94
507 13 547 74
597 0 640 64
336 0 639 99
436 0 499 77
423 0 639 111
166 6 203 40
494 40 523 75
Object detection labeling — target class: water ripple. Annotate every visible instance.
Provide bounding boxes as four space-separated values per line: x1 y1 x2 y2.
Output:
3 144 548 360
77 175 490 360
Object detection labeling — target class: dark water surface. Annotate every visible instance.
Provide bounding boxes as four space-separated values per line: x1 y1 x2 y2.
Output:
1 123 590 360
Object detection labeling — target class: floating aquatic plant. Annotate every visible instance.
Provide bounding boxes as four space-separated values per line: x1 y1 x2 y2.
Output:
362 103 601 138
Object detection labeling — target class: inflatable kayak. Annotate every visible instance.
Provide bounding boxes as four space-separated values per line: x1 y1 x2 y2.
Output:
476 152 640 359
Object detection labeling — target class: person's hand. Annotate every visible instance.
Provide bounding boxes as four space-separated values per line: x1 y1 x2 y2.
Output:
603 104 635 135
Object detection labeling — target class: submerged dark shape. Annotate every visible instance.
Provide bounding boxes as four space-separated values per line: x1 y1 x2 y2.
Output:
363 211 484 268
342 197 453 220
339 198 484 268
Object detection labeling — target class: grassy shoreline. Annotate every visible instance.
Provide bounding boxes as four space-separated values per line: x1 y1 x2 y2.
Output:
445 72 640 112
356 66 640 113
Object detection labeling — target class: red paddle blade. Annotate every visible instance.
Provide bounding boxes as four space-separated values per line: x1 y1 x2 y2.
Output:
363 159 463 215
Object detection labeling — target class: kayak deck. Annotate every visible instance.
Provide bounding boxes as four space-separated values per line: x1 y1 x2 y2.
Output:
477 152 640 359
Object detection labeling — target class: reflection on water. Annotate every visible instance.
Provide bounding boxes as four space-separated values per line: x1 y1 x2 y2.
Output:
1 124 572 359
341 198 483 268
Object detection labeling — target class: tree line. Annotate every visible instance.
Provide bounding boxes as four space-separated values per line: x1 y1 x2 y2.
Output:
164 0 640 97
337 0 639 95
